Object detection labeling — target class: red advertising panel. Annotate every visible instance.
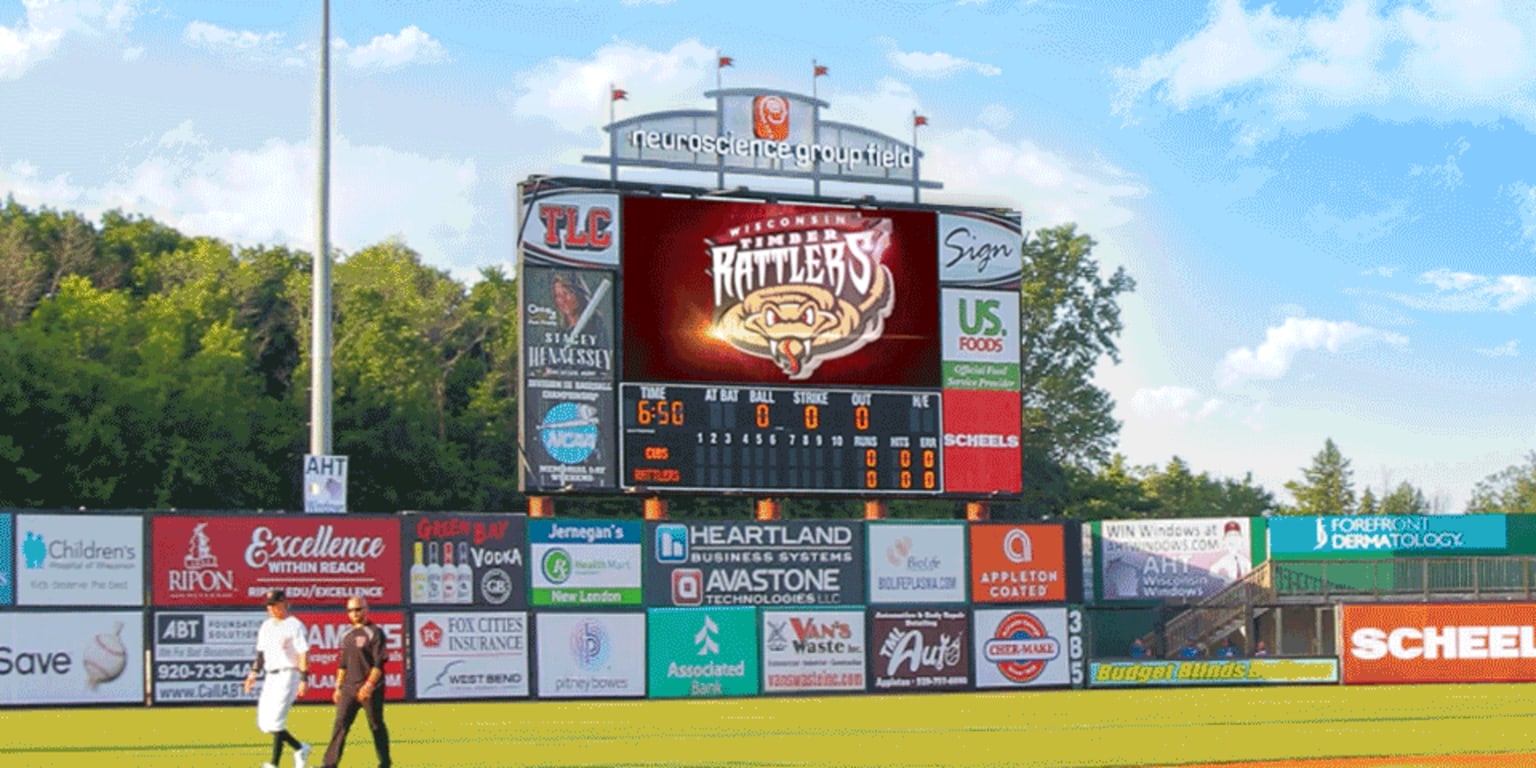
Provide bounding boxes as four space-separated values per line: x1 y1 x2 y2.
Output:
969 524 1067 603
621 197 940 386
941 389 1021 494
151 515 402 607
1341 603 1536 684
295 610 406 702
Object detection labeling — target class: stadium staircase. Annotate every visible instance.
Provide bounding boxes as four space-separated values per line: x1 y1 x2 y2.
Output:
1159 561 1275 657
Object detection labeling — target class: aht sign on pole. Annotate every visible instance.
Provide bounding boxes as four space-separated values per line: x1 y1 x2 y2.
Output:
304 454 348 514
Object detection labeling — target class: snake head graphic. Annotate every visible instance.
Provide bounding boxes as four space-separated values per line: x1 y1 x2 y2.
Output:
740 285 842 377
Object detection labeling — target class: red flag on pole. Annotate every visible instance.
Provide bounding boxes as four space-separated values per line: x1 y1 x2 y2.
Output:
814 64 829 77
914 115 929 127
611 88 628 101
718 56 734 68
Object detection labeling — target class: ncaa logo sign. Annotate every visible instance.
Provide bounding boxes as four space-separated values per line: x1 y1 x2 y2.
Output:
655 524 688 563
539 402 599 464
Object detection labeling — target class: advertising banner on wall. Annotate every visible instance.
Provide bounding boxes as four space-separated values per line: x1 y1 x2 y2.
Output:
969 524 1067 604
523 266 617 382
529 520 642 607
973 607 1071 689
15 513 143 606
1099 517 1257 601
761 608 867 694
940 289 1020 390
523 384 618 492
940 390 1021 495
1089 658 1340 687
868 609 970 691
0 611 144 706
519 188 621 268
412 612 529 700
535 612 646 699
0 513 12 606
645 521 863 608
403 514 527 609
937 211 1023 289
867 523 967 604
1341 602 1536 684
621 197 941 387
648 607 759 698
150 515 402 607
293 610 406 702
1270 515 1507 560
151 611 263 704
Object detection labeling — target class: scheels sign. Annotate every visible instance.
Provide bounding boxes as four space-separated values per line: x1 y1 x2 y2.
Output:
1342 603 1536 684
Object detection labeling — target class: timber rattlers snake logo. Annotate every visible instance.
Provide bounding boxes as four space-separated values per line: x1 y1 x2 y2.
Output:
708 212 895 379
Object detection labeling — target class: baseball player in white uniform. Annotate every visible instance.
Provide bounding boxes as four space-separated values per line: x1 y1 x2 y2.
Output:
243 589 313 768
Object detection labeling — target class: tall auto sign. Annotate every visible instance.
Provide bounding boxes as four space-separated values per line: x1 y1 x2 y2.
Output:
1341 602 1536 684
151 515 402 607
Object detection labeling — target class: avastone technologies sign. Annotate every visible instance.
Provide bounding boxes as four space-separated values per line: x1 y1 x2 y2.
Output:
583 88 941 196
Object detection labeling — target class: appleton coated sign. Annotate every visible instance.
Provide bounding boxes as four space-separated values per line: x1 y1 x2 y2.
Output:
583 88 941 196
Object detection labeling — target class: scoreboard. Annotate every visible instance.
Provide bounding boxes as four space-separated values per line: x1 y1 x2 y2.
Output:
518 178 1025 498
621 383 941 494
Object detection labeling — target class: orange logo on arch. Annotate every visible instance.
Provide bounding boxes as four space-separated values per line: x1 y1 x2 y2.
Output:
753 95 790 141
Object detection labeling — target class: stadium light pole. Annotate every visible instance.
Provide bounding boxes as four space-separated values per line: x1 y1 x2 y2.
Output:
310 0 333 459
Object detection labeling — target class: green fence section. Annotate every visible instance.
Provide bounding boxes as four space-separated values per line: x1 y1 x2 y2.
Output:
1272 558 1536 600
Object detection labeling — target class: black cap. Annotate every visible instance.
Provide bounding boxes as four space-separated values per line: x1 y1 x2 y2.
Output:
263 589 287 606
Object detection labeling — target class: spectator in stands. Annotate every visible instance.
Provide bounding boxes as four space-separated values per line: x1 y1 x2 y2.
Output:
1129 637 1150 658
1177 638 1204 658
1253 641 1270 656
1216 637 1242 658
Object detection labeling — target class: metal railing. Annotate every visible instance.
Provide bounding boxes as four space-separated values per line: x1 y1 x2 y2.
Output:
1161 562 1275 656
1270 556 1536 601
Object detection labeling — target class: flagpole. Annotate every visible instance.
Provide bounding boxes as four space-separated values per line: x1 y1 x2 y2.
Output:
812 58 818 101
609 82 617 184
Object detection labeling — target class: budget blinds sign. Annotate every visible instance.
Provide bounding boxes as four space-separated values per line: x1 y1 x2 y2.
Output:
16 514 143 606
1270 515 1507 559
646 521 862 608
867 522 967 604
648 607 759 698
529 520 642 607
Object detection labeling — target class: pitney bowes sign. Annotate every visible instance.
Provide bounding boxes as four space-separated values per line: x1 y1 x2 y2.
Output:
151 515 402 606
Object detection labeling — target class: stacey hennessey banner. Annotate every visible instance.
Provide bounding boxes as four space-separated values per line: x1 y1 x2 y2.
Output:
646 521 863 608
0 612 144 706
413 612 529 700
151 515 402 606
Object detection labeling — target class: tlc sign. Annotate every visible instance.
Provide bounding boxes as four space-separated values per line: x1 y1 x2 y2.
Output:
537 204 613 250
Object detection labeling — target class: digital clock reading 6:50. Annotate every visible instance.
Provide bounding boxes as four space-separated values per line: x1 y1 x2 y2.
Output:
620 382 943 494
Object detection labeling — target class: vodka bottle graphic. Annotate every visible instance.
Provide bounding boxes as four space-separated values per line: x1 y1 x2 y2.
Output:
410 542 429 603
441 541 458 604
426 541 443 604
456 541 473 603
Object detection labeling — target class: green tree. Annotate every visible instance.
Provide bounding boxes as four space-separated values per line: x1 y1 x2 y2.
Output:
1283 438 1356 516
1466 452 1536 514
1358 486 1379 515
1378 481 1430 516
1017 224 1135 514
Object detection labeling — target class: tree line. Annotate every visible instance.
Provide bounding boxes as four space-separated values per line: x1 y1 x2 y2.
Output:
0 198 1529 518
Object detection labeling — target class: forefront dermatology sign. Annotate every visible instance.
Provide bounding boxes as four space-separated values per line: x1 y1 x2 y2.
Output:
1270 515 1506 559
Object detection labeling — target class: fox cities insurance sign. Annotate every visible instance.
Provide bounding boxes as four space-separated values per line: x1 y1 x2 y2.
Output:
151 515 402 606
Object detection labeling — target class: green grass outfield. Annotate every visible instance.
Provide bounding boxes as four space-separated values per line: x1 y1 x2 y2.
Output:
3 684 1535 768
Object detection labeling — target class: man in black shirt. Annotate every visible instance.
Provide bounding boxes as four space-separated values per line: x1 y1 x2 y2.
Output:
320 597 391 768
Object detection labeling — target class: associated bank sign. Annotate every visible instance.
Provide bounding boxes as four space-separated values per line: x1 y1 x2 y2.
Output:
1270 515 1506 559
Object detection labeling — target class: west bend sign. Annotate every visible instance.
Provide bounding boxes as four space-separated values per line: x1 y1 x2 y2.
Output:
583 88 941 200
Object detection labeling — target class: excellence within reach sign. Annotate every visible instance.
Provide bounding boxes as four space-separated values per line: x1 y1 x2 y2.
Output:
584 88 941 200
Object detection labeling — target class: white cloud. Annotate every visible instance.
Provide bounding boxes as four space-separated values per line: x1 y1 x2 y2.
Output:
1476 340 1519 357
504 38 716 134
4 120 477 272
1361 266 1396 278
342 25 447 73
977 103 1013 131
1513 181 1536 248
182 20 283 53
1389 268 1536 311
1131 385 1225 423
881 38 1001 78
1114 0 1536 141
0 0 140 79
1306 200 1415 243
621 0 676 5
1218 315 1409 387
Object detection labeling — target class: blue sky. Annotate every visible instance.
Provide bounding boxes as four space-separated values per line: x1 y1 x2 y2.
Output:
2 0 1532 511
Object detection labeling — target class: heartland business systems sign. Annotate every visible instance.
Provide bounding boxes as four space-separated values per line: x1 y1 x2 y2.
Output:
584 88 941 193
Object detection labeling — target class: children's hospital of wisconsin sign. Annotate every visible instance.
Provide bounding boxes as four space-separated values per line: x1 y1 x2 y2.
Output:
583 88 942 199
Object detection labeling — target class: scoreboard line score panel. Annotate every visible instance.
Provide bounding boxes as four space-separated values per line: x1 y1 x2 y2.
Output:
517 180 1025 498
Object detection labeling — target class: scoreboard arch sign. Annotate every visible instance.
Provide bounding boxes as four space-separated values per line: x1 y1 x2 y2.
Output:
517 178 1024 498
